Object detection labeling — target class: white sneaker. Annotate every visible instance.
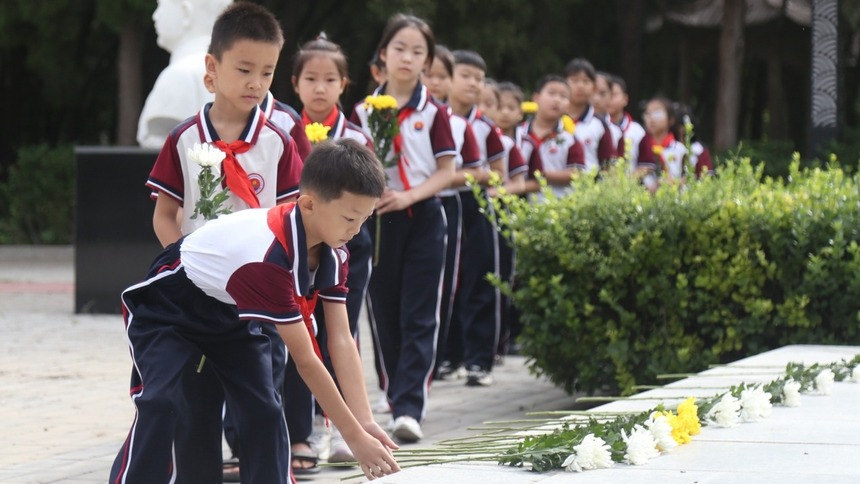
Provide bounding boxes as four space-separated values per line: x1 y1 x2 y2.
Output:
307 414 331 461
373 393 391 414
466 365 494 386
391 415 423 443
327 426 355 464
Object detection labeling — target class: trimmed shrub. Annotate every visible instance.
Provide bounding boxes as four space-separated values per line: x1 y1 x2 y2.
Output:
487 160 860 395
0 144 74 244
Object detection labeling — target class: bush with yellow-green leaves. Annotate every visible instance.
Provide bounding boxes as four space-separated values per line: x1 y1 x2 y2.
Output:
486 159 860 395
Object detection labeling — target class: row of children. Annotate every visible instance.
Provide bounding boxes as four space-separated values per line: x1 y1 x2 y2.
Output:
110 2 717 482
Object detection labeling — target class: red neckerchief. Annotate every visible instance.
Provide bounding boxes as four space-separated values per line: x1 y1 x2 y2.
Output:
392 107 416 216
527 119 564 147
213 140 259 208
302 107 340 132
266 203 322 360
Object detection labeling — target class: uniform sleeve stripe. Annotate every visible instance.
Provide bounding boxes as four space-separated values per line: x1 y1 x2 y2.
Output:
434 148 457 158
145 180 182 202
509 166 529 177
487 151 505 162
239 312 303 324
277 186 300 200
462 160 486 169
319 294 347 303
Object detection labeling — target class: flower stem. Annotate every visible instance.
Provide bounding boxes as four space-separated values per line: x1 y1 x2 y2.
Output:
373 215 381 267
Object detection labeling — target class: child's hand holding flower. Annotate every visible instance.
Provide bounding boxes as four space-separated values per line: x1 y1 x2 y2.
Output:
187 142 232 221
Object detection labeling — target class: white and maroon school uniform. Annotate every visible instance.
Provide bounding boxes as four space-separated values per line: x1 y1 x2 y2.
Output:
110 204 346 484
517 119 585 198
351 82 456 423
495 130 526 358
689 141 715 178
437 111 481 378
281 105 376 445
574 105 616 171
502 133 526 180
616 112 656 173
513 129 544 183
653 133 688 180
605 114 623 159
260 91 313 161
147 103 303 236
445 106 504 374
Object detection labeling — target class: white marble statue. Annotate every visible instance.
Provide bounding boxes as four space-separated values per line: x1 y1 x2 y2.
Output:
137 0 232 148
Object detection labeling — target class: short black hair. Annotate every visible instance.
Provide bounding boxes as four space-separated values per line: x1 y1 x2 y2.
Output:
208 2 284 60
452 49 487 72
534 74 568 94
596 71 614 88
434 44 455 77
300 139 386 201
564 58 596 82
612 75 628 94
498 81 524 104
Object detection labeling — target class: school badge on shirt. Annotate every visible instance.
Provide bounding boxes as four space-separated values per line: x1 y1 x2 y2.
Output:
248 173 265 194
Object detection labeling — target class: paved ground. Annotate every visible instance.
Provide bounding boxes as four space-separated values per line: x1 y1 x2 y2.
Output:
0 246 577 483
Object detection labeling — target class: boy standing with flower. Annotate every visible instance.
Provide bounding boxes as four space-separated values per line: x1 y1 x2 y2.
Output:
138 3 303 481
111 139 401 483
517 75 584 198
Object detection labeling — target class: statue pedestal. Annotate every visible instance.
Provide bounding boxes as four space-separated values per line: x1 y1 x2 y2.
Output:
74 147 162 313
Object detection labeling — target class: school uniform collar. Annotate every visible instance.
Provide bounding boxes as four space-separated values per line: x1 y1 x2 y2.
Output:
260 91 275 118
618 112 632 132
374 82 429 111
466 105 482 124
270 203 342 297
576 104 595 124
197 102 265 145
302 107 343 139
525 118 565 145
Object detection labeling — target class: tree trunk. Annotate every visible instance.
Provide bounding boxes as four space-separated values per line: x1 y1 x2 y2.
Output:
117 22 142 146
714 0 746 152
614 0 645 108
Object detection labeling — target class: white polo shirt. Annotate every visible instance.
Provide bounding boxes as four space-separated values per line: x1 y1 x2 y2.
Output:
574 105 616 171
147 103 303 235
516 119 585 197
617 113 656 172
351 83 457 192
260 91 312 160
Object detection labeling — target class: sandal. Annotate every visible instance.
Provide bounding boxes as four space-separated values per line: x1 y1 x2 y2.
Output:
222 457 241 482
291 450 320 476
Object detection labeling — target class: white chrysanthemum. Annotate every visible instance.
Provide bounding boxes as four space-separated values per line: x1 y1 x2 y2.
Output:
782 380 802 407
561 434 613 472
622 425 660 465
814 369 834 395
645 412 677 452
850 366 860 383
187 142 225 168
706 393 741 427
739 386 773 422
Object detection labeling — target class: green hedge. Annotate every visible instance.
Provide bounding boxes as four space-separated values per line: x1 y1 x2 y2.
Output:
0 144 74 244
488 160 860 395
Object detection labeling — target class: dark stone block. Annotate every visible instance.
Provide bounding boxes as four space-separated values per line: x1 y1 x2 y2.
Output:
74 146 162 313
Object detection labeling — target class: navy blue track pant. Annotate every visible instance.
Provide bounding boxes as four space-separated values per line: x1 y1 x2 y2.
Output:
367 198 446 421
109 245 290 484
436 193 462 373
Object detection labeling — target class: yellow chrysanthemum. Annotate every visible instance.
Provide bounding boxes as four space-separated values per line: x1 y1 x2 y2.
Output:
561 114 576 134
304 122 331 144
521 101 538 115
364 94 398 111
652 145 664 156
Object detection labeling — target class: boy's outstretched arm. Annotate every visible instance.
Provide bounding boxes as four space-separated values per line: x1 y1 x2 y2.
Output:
276 320 400 480
321 301 399 448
